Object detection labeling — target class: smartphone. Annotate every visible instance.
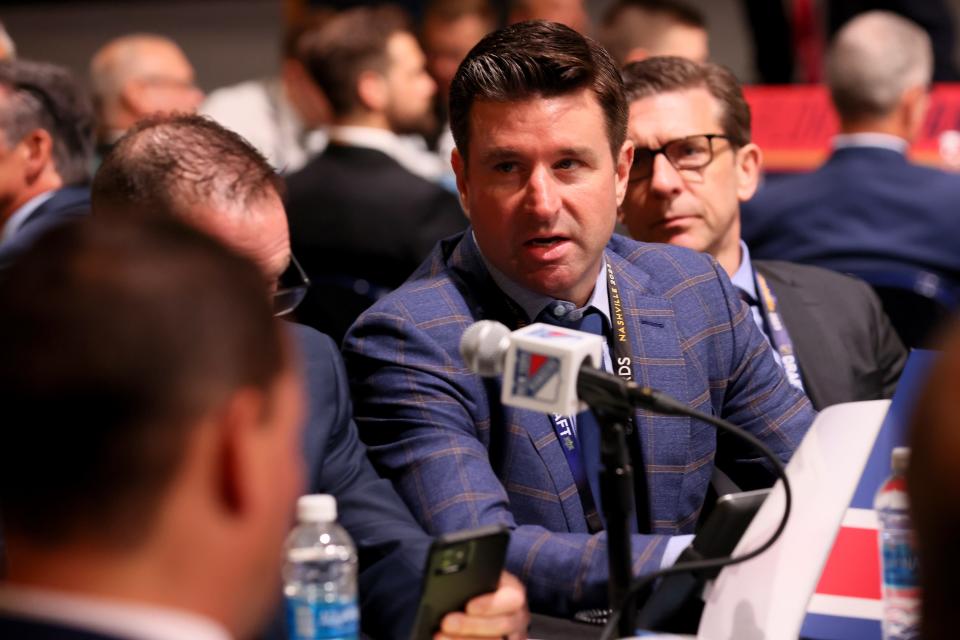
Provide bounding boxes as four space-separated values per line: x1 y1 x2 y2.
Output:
634 488 771 634
409 524 510 640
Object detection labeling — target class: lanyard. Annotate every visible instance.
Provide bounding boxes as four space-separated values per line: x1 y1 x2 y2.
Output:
753 271 805 393
502 262 641 533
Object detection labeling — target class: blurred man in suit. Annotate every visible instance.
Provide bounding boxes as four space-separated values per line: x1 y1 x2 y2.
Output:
91 114 529 640
600 0 709 66
619 56 906 410
742 12 960 290
286 4 467 344
90 34 203 155
0 59 94 269
342 21 813 617
0 216 306 640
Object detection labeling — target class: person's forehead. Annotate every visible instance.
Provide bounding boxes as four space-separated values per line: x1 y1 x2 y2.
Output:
136 41 194 78
628 87 721 140
387 31 424 65
469 89 608 137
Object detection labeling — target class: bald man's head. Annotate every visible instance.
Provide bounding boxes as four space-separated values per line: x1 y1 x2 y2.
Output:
90 34 203 139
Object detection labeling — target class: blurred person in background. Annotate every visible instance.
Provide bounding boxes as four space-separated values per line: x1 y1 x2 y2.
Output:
619 56 905 410
0 215 305 640
600 0 708 67
202 12 333 173
89 34 203 157
286 4 466 344
743 12 960 302
420 0 496 188
91 114 528 640
0 59 93 270
508 0 591 35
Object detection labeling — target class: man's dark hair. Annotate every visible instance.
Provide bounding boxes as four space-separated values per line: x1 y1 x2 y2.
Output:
92 114 283 220
601 0 706 66
0 216 287 546
299 5 411 118
0 59 94 185
449 20 627 164
621 56 751 147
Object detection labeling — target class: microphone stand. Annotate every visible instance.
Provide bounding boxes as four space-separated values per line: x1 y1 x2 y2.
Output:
578 368 650 638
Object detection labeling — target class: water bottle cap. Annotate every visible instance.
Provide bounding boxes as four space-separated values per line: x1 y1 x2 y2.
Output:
891 447 910 475
297 494 337 523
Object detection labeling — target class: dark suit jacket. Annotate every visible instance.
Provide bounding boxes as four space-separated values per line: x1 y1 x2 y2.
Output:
742 147 960 286
753 260 907 410
0 186 90 270
343 231 813 615
285 143 467 343
272 323 430 640
0 615 129 640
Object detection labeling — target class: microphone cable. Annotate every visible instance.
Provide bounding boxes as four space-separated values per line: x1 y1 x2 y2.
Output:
598 404 793 640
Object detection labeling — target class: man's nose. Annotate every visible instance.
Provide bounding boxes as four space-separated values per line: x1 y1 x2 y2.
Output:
650 153 684 197
523 165 561 218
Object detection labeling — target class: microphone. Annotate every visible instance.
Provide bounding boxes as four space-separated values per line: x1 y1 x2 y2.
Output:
459 320 690 417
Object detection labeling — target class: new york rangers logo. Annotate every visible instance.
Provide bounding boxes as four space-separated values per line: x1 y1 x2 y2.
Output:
512 348 561 401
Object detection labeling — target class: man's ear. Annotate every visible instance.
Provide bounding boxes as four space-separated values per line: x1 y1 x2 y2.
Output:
451 147 470 217
356 70 388 112
19 129 55 184
212 388 271 518
901 84 929 142
735 142 762 203
614 139 634 206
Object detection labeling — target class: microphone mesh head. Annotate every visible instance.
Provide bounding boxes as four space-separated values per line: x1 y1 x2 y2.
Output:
459 320 510 377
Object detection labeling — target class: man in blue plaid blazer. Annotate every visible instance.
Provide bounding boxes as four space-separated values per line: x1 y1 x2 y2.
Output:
342 21 814 617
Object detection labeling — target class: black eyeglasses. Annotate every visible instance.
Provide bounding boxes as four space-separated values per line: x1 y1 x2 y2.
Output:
630 134 733 181
273 253 310 317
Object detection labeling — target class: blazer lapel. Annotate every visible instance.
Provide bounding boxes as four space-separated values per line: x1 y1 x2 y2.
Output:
754 263 834 410
609 251 695 533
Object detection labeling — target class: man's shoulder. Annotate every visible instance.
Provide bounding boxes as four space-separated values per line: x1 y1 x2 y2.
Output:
754 259 877 306
287 144 450 205
606 233 722 294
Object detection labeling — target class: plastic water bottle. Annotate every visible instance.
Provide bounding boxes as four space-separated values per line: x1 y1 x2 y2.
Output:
283 495 359 640
874 447 920 640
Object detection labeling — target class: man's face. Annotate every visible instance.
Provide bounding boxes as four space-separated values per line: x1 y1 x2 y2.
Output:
452 89 632 306
621 87 758 265
383 32 437 136
422 14 491 100
0 126 28 220
129 41 204 117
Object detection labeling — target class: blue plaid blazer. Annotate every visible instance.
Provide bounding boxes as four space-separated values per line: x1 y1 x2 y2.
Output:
343 231 814 616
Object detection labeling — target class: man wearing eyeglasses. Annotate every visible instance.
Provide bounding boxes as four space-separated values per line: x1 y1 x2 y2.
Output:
90 114 530 640
619 56 906 409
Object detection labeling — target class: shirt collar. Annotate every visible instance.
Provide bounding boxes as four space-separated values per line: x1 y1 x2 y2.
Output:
730 240 758 303
0 584 233 640
831 132 909 154
1 190 55 244
473 232 612 327
328 125 444 181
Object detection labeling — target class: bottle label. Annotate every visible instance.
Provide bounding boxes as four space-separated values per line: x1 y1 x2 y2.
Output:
881 540 919 589
285 595 359 640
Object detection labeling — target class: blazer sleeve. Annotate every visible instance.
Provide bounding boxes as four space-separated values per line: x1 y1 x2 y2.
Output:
866 285 908 399
344 309 675 616
295 325 431 640
707 260 816 490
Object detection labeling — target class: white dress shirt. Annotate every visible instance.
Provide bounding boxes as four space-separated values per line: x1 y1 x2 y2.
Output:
0 584 232 640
